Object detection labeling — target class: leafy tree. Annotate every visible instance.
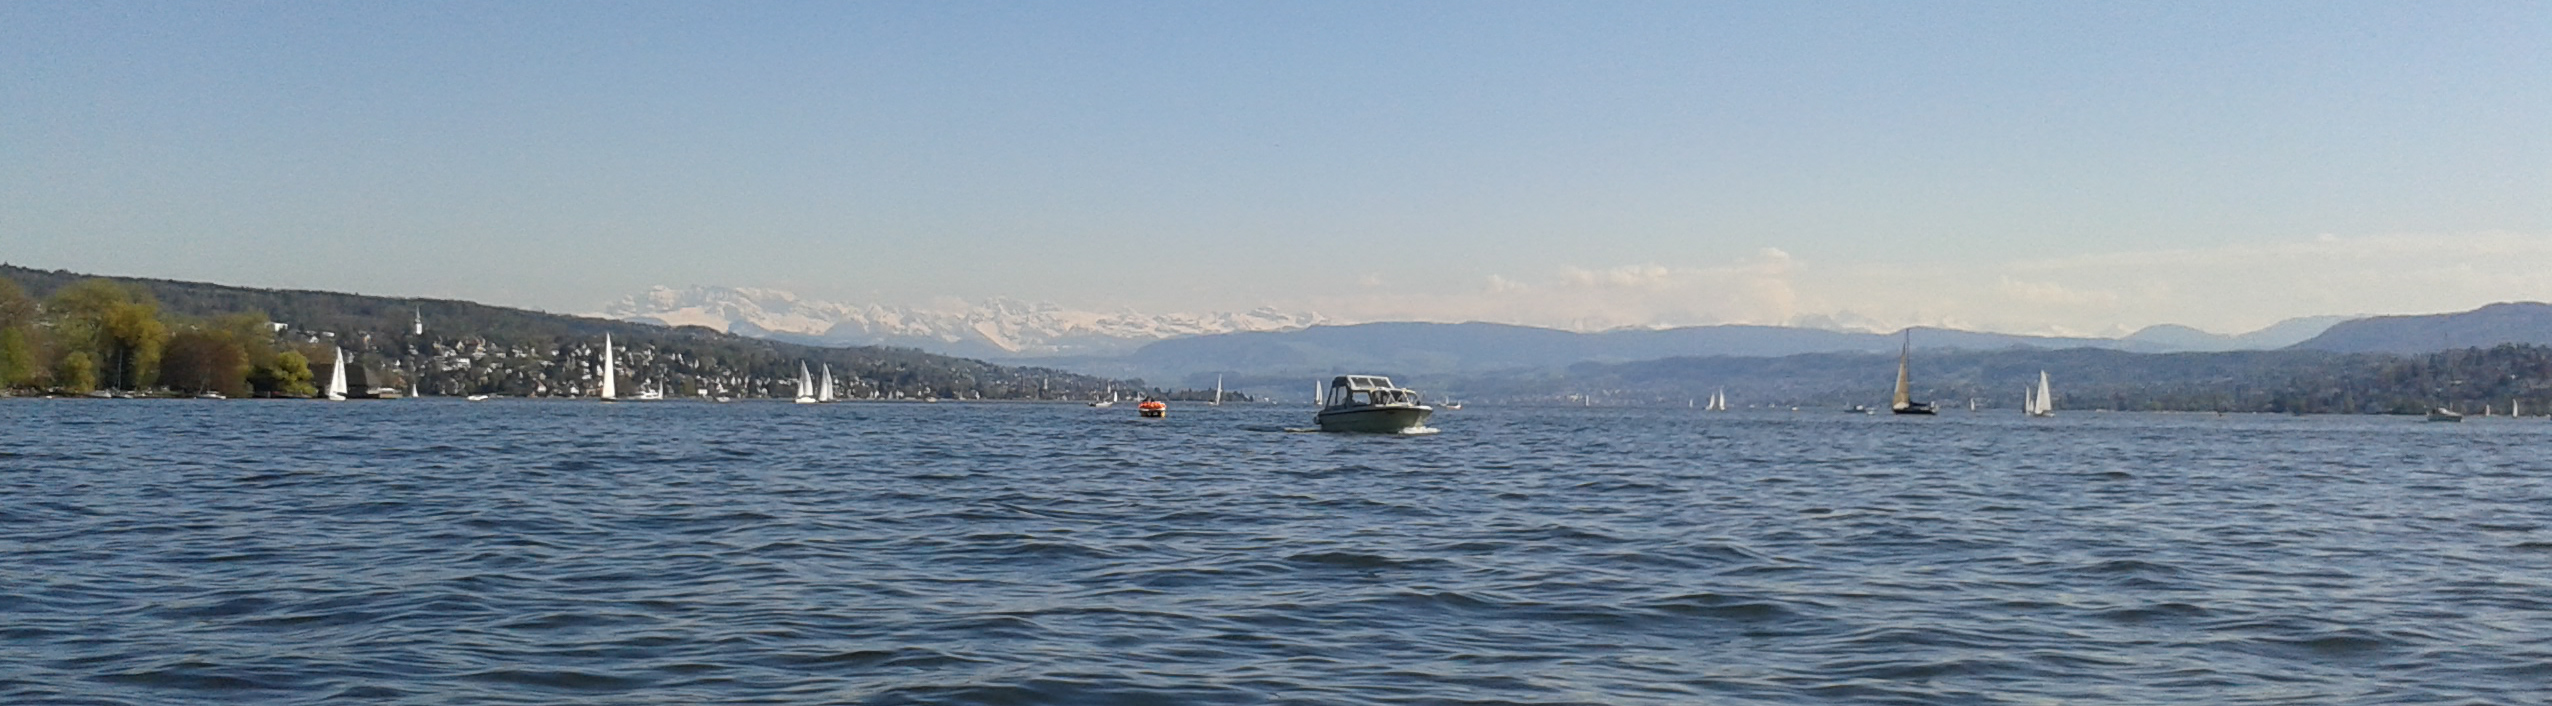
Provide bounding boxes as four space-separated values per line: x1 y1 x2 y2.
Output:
56 352 96 394
46 279 170 390
0 327 41 389
162 330 251 396
0 276 35 331
251 350 317 397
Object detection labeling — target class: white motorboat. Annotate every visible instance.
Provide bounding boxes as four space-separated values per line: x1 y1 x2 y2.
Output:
1314 375 1434 433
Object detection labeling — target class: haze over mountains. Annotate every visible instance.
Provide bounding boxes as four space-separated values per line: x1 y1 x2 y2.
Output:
603 284 2362 378
604 286 1324 359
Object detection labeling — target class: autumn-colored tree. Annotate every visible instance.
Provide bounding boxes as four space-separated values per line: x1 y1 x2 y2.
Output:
162 330 252 396
251 349 317 397
47 279 169 390
56 352 97 394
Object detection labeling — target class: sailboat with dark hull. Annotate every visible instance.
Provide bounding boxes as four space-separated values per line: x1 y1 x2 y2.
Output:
1890 331 1935 415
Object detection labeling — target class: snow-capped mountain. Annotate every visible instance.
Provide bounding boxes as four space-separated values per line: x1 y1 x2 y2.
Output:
602 286 1325 359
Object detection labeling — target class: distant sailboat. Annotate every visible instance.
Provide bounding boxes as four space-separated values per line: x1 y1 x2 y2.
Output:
1706 388 1729 411
325 346 349 401
2025 370 2055 417
1890 331 1934 415
818 364 837 403
794 363 818 404
1211 375 1223 406
600 333 618 402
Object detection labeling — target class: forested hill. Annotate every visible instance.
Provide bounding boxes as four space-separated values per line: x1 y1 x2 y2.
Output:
0 265 1139 400
1435 344 2552 415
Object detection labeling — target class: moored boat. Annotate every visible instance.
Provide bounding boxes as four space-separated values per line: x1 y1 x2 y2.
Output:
1315 375 1434 433
1137 399 1167 418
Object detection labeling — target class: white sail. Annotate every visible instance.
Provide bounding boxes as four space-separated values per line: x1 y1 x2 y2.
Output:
2028 370 2054 416
1213 375 1223 406
1892 336 1913 410
819 364 836 403
795 363 816 403
600 333 617 401
326 346 348 401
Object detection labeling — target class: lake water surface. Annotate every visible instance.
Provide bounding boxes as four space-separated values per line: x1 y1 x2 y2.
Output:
5 400 2550 704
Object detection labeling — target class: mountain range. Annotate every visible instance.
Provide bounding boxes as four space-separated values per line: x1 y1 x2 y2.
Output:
603 286 1324 359
603 285 2351 363
600 285 2552 403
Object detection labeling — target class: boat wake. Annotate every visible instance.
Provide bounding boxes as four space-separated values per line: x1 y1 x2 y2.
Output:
1273 426 1441 435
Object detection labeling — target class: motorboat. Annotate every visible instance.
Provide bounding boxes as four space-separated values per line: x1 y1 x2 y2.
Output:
1137 399 1167 418
2427 407 2464 422
1315 375 1434 433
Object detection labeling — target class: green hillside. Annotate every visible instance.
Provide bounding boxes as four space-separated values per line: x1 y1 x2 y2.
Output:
0 264 1137 400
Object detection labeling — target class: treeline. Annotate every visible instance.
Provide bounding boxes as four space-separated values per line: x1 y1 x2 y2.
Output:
0 276 321 396
0 266 1142 400
1444 344 2552 414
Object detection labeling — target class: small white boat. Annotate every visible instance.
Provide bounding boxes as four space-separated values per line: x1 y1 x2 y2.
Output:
1315 375 1434 433
818 365 837 403
466 394 493 402
2427 407 2464 422
1705 388 1729 411
1090 388 1116 408
794 363 818 404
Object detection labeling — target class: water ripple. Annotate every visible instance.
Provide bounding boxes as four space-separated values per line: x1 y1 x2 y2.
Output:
5 401 2552 704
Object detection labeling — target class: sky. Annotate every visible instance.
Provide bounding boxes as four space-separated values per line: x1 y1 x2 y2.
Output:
4 1 2547 336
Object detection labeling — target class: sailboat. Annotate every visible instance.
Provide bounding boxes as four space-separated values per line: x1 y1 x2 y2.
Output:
1890 331 1934 415
1706 388 1729 411
794 363 818 404
325 346 349 401
1211 375 1223 406
1090 387 1115 408
600 333 618 402
2025 370 2055 417
818 364 837 403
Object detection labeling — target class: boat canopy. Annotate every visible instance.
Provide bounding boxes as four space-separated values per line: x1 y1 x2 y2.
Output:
1326 375 1421 407
1331 375 1396 391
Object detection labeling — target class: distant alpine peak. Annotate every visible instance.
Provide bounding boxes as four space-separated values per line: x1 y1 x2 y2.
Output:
602 285 1325 356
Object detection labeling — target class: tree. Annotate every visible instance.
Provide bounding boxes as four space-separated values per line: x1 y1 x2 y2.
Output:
46 279 169 390
0 276 35 331
162 330 251 396
56 352 96 394
0 327 40 389
251 350 317 397
0 277 41 389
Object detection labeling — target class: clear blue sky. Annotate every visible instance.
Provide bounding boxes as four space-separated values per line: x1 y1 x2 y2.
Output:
5 1 2546 334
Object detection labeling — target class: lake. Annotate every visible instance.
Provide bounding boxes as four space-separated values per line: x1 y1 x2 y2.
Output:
4 400 2549 704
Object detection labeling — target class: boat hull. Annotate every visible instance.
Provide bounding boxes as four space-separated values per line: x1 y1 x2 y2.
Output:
1891 402 1936 415
1315 405 1434 433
